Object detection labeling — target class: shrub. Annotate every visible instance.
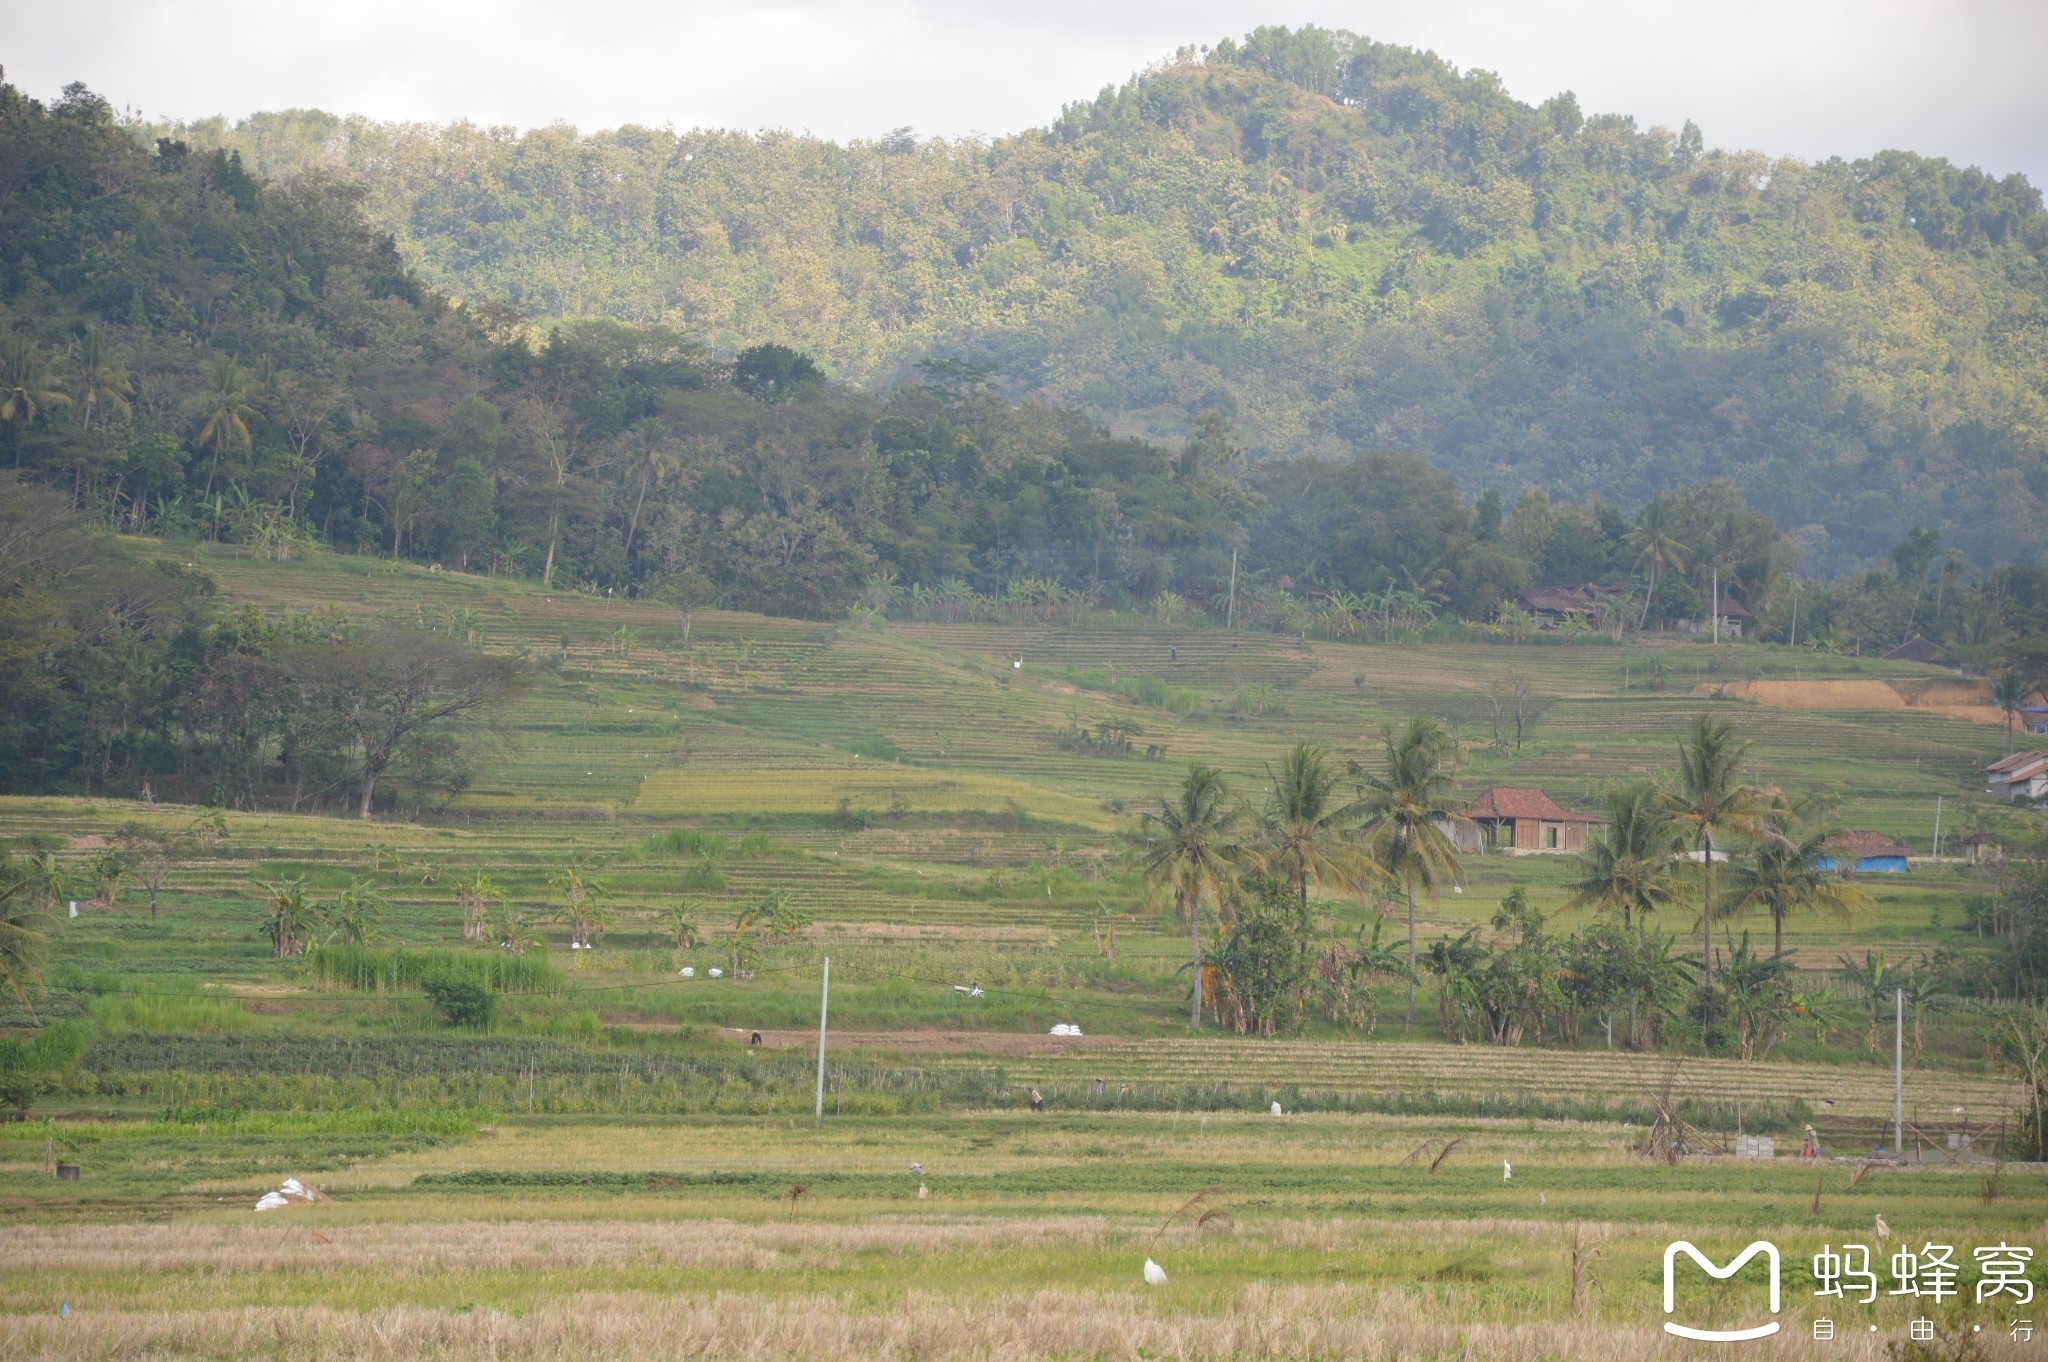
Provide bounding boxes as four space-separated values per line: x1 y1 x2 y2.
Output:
420 968 497 1029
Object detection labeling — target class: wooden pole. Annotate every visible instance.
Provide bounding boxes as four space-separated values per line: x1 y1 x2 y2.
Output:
814 957 831 1128
1893 988 1904 1158
1226 547 1239 630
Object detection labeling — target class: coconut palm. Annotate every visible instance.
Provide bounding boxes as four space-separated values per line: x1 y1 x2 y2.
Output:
1132 764 1244 1027
0 337 71 454
1351 718 1462 1033
0 854 56 1024
1253 744 1379 948
1561 783 1688 932
1661 715 1774 991
1989 672 2036 754
64 322 132 433
1625 499 1688 630
620 418 679 555
195 355 259 497
1719 824 1872 960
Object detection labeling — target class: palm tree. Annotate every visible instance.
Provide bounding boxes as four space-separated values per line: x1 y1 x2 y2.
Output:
0 854 56 1024
620 418 679 556
1254 744 1378 948
1562 783 1689 932
1132 764 1244 1027
65 322 132 433
1990 672 2036 754
0 337 72 460
195 355 259 497
1718 825 1872 960
1661 715 1773 992
1626 499 1687 630
1351 718 1462 1033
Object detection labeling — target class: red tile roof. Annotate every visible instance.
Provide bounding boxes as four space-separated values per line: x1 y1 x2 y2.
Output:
1825 830 1914 859
1987 750 2048 776
1463 786 1603 823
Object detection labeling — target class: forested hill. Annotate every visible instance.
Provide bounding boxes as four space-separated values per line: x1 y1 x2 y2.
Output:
166 26 2048 567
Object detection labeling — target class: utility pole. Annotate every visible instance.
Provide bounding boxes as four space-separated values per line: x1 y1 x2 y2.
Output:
1931 797 1942 861
1226 547 1239 631
1711 564 1720 646
1789 581 1799 649
814 956 831 1128
1893 987 1904 1159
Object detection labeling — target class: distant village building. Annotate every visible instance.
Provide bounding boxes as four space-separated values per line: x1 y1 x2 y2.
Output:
1986 751 2048 802
2022 707 2048 737
1456 786 1603 854
1516 584 1627 630
1961 832 2004 866
1671 595 1752 639
1815 830 1914 874
1883 635 1958 668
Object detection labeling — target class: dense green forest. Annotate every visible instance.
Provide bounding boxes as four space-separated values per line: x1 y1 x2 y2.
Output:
151 27 2048 571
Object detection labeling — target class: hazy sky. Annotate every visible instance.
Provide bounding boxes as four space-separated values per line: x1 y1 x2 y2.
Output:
10 0 2047 184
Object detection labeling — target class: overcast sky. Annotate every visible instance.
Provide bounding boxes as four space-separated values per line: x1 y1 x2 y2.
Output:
9 0 2046 185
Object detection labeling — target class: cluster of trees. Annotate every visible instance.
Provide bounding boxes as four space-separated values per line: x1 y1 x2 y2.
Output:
0 477 522 808
10 72 2048 660
1130 714 2038 1054
158 28 2048 568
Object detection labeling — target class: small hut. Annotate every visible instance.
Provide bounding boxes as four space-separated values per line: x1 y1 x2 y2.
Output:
1961 832 2004 866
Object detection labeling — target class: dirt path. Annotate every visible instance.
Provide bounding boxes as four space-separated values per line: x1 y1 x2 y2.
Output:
717 1027 1123 1056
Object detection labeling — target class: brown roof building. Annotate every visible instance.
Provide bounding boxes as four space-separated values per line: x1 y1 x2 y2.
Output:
1516 583 1628 629
1884 635 1959 667
1458 786 1603 854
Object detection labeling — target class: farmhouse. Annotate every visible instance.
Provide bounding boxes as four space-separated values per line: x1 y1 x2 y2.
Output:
1883 635 1958 668
1457 786 1603 854
1815 830 1914 874
1516 583 1627 630
1986 751 2048 802
1671 595 1752 639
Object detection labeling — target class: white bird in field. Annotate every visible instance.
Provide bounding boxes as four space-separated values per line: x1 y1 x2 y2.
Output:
917 1183 928 1200
1143 1259 1168 1286
1502 1159 1512 1183
1270 1101 1283 1116
1013 658 1022 670
1452 886 1463 895
1874 1214 1890 1245
1538 1192 1546 1205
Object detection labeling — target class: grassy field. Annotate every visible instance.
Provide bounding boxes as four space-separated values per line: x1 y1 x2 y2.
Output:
2 1112 2042 1359
3 543 2044 1357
